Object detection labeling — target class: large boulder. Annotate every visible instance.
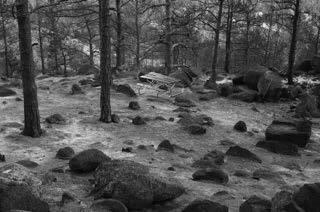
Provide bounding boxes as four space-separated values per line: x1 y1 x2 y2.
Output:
192 168 229 184
92 160 185 210
239 195 271 212
182 199 228 212
230 90 258 103
77 64 99 75
243 66 268 90
114 84 137 97
0 184 49 212
0 86 16 97
226 146 262 163
169 67 197 88
271 191 297 212
69 149 111 173
256 140 299 156
295 93 320 118
257 71 283 101
292 183 320 212
296 60 313 73
265 119 312 147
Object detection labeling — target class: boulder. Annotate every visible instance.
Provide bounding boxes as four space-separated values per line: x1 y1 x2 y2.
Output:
115 84 137 97
69 149 111 173
239 195 271 212
92 160 184 210
56 147 75 160
71 84 84 95
312 55 320 73
0 184 49 212
234 121 247 132
243 67 268 90
257 71 283 101
111 114 120 123
218 83 234 97
271 191 297 212
192 168 229 184
265 119 312 147
157 140 174 153
45 114 66 125
182 199 228 212
174 96 196 107
295 94 320 118
178 113 214 127
132 116 146 125
192 150 225 168
232 75 244 86
297 60 313 72
169 67 197 88
293 183 320 212
16 160 39 169
128 101 140 110
0 86 16 97
77 64 99 75
256 140 299 156
188 125 206 135
226 146 262 163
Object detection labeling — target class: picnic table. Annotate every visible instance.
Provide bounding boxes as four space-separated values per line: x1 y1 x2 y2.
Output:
137 72 182 97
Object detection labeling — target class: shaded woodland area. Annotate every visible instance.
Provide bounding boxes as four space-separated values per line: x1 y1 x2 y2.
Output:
1 0 320 211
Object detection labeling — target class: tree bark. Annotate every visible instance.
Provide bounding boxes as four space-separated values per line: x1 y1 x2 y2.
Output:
36 1 45 74
85 20 94 65
115 0 123 69
244 12 250 66
1 13 9 77
16 0 42 137
206 0 224 89
315 26 320 55
135 0 140 68
164 0 172 75
264 6 274 67
287 0 300 85
99 0 112 123
224 0 233 73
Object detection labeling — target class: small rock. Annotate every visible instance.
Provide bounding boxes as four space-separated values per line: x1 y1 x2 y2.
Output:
226 145 262 163
122 147 133 153
123 140 134 145
0 86 16 97
132 116 146 125
69 149 111 173
71 84 84 95
0 154 5 162
56 147 75 160
128 101 140 110
45 114 66 125
3 101 7 105
168 167 175 171
111 114 120 123
239 195 271 212
115 84 137 97
137 145 147 150
154 116 166 121
192 168 229 184
15 97 23 102
157 140 174 153
90 199 128 212
182 199 228 212
168 117 175 122
188 124 206 135
234 121 247 132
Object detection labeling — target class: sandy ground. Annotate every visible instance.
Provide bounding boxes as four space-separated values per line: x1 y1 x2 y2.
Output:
1 75 320 211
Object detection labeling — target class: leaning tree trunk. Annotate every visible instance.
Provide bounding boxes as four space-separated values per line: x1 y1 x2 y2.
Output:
205 0 224 89
287 0 300 85
16 0 42 137
99 0 112 123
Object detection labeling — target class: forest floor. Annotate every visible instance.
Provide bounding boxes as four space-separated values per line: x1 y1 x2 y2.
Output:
1 74 320 211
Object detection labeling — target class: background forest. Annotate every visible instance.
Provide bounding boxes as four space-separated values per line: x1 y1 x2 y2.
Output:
0 0 320 81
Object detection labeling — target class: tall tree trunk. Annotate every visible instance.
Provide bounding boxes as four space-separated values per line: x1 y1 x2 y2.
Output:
287 0 300 85
37 1 45 74
48 0 59 74
99 0 112 123
264 6 274 67
244 12 250 66
315 26 320 55
16 0 42 137
62 50 67 77
135 0 140 68
1 14 9 77
164 0 172 75
206 0 224 89
224 0 233 73
115 0 123 69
